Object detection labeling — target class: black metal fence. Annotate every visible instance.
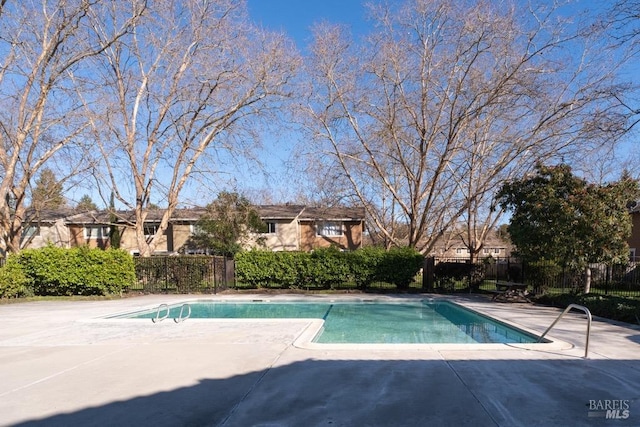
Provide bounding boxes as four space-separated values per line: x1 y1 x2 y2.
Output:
129 254 639 297
133 256 233 294
428 257 640 297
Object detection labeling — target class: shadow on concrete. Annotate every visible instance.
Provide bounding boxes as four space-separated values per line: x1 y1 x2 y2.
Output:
627 334 640 345
13 358 640 427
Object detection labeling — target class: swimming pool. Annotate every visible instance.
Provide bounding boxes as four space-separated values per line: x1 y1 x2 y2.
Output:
112 299 543 345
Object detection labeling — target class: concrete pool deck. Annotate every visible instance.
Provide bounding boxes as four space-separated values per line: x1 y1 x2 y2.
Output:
0 294 638 426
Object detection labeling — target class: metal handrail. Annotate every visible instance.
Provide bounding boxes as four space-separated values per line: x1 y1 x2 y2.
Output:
537 304 592 359
174 303 191 323
152 303 170 323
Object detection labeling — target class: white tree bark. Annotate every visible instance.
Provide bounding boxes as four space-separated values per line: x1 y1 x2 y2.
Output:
584 266 592 294
300 0 630 254
85 0 299 256
0 0 145 254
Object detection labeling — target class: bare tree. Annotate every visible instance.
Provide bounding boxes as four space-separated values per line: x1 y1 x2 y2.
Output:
604 0 640 134
299 0 630 254
85 0 299 256
0 1 144 254
607 0 640 49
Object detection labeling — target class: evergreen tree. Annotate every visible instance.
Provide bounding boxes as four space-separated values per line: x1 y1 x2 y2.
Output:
108 192 121 249
31 168 65 211
497 164 639 292
188 192 266 256
76 195 98 211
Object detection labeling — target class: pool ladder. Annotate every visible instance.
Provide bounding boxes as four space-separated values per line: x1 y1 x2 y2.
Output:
151 303 191 323
537 304 592 359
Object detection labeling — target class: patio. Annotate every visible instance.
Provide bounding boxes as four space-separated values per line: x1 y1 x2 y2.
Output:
0 294 638 426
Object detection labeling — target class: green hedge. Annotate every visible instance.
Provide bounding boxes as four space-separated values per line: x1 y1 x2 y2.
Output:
535 293 640 324
0 255 32 298
345 246 386 289
434 261 485 291
526 260 563 294
14 245 135 296
376 247 424 289
235 246 424 290
306 247 351 288
235 250 303 288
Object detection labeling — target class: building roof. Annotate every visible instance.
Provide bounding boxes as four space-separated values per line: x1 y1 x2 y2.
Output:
299 206 366 221
427 228 513 256
24 208 102 224
42 205 365 225
257 205 305 219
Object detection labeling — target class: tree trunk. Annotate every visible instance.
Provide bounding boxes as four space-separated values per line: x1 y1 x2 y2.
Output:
584 266 591 294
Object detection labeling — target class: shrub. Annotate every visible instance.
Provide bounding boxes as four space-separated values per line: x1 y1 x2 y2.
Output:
168 257 212 292
525 260 563 294
134 257 168 290
232 250 268 287
535 293 640 324
346 246 386 289
280 251 311 288
17 245 135 296
235 246 423 290
433 261 484 291
375 247 424 289
0 256 32 298
235 250 308 288
307 247 350 289
507 264 523 282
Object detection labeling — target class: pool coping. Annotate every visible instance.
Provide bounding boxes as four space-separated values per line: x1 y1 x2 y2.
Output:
97 294 574 353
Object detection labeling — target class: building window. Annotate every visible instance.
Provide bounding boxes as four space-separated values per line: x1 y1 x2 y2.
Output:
483 248 490 254
22 226 41 239
265 222 276 234
317 221 343 236
144 224 159 237
631 248 637 260
84 225 109 239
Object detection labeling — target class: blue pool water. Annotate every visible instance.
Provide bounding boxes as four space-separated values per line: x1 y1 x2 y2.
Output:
114 300 541 344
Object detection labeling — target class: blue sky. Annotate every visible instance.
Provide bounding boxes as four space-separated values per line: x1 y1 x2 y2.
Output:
130 0 637 208
226 1 374 204
57 0 636 209
240 0 638 195
245 0 609 48
247 0 369 49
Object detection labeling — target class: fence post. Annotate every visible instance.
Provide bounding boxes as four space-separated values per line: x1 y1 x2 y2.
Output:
423 256 435 291
226 257 235 289
214 256 218 294
164 256 169 293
